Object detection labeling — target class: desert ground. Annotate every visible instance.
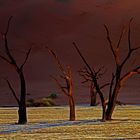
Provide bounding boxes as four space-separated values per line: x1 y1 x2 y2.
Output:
0 105 140 139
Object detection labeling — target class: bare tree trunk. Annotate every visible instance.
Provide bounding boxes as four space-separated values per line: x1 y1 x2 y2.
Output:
96 90 106 121
106 86 120 120
90 83 97 106
18 71 27 124
18 101 27 124
68 95 75 121
106 103 115 120
102 103 106 121
93 78 107 121
90 94 97 106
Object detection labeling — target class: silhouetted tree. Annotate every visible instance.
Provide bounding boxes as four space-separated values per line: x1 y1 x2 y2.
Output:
73 18 140 121
79 67 109 106
46 47 75 121
0 17 31 124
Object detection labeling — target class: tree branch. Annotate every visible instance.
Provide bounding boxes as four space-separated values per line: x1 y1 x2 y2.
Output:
116 26 125 49
104 24 122 65
128 18 133 51
108 73 115 103
0 54 11 64
4 16 13 36
100 83 110 90
6 79 20 104
1 16 19 70
78 68 92 83
50 75 68 96
120 18 140 69
46 46 66 75
20 48 32 70
104 25 116 58
73 42 95 74
120 66 140 86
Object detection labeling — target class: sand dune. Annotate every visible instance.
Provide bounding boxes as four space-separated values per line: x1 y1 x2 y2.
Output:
0 0 140 106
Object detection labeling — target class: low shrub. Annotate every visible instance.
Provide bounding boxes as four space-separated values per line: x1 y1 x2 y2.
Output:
26 98 55 107
47 93 58 99
26 99 35 107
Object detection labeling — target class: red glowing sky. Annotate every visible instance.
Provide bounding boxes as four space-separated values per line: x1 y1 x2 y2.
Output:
0 0 140 105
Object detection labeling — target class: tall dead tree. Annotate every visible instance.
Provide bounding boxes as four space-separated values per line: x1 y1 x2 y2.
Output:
0 17 31 124
104 18 140 120
46 47 75 121
74 45 108 121
73 18 140 121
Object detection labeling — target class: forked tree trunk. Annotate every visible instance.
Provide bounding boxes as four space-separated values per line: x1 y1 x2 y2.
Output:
105 102 115 120
105 86 121 120
68 95 75 121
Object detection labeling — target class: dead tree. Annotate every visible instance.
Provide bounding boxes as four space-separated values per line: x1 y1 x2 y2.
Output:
79 67 109 106
73 19 140 121
74 45 108 121
0 17 31 124
104 18 140 120
46 47 75 121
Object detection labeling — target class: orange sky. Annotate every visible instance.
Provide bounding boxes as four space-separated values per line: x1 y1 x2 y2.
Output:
0 0 140 106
